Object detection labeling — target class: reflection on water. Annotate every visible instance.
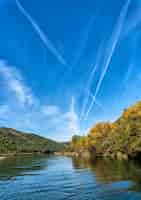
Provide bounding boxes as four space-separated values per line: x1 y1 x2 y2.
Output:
0 156 141 200
0 155 48 181
72 157 141 192
72 157 141 184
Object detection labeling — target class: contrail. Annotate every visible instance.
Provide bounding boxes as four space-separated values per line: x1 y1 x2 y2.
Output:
123 63 133 86
123 33 138 87
60 14 97 83
15 0 67 66
55 15 97 95
72 15 97 68
57 13 98 88
82 89 104 113
80 42 103 119
88 91 104 111
122 7 141 38
84 0 131 119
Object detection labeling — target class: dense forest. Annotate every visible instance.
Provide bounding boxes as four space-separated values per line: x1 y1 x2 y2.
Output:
70 101 141 160
0 128 66 154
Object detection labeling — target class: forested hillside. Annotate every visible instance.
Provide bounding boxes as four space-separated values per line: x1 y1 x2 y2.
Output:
0 128 65 154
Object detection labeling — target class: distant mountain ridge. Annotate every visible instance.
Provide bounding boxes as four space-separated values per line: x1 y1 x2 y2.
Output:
0 127 65 154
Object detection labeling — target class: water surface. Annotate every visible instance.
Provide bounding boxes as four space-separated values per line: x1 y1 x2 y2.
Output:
0 155 141 200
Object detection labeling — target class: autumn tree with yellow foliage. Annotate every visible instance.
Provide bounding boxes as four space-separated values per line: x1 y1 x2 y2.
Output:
70 101 141 160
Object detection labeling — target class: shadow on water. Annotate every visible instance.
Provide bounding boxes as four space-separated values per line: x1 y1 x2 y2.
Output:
0 155 48 181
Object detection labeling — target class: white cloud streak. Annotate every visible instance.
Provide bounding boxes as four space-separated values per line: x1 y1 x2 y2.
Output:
0 60 34 106
88 91 104 111
123 63 133 86
0 105 9 115
63 96 79 135
41 105 60 116
72 15 96 67
15 0 67 66
84 0 131 119
0 61 79 141
80 42 103 119
122 6 141 38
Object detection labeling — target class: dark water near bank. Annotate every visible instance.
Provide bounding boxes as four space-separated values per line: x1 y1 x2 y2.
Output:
0 156 141 199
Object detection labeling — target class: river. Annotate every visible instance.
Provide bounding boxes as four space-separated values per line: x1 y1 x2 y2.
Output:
0 155 141 199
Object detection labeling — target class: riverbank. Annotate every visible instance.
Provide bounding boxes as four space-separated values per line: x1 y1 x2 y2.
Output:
55 152 79 157
55 151 96 160
55 150 131 161
0 152 40 160
0 152 56 159
0 156 6 160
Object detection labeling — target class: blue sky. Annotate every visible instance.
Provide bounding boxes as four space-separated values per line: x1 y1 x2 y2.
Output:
0 0 141 141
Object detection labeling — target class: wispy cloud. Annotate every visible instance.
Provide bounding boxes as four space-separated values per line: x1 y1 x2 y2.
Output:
63 96 79 135
0 105 9 115
0 105 10 123
84 0 131 119
15 0 67 66
0 60 79 141
41 105 60 116
0 60 34 107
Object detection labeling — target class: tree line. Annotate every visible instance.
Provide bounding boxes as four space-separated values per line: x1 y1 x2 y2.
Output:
70 101 141 160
